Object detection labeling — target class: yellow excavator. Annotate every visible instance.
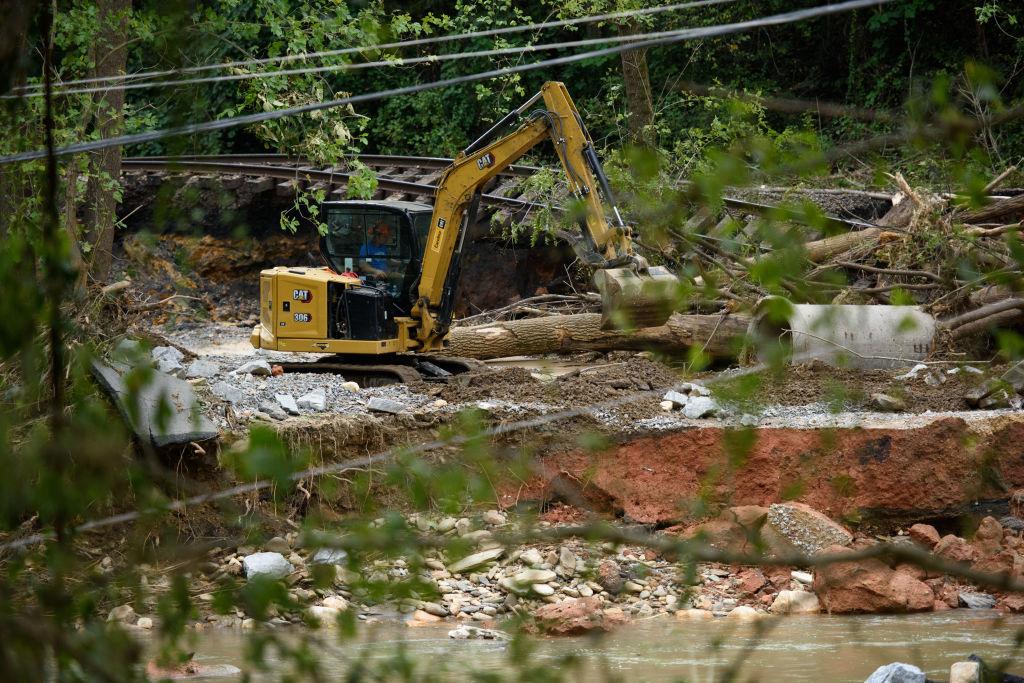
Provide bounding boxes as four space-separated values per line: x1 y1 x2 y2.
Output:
251 82 677 382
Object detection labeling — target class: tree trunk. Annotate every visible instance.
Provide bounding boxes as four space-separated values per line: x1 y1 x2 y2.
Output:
82 0 130 285
447 312 748 360
618 21 655 148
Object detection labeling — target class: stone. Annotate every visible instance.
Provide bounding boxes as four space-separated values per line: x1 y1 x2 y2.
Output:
271 365 284 377
242 552 294 580
482 509 506 526
447 547 504 574
531 596 627 636
659 400 674 412
675 608 714 620
623 580 644 594
275 393 300 416
934 535 977 564
1001 516 1024 532
341 381 360 392
907 524 940 548
949 661 981 683
455 518 471 536
185 359 220 379
234 359 272 376
211 381 243 404
662 390 689 408
297 388 327 411
448 626 509 640
871 393 906 412
767 502 853 555
419 601 447 617
864 662 925 683
367 397 407 414
136 617 154 630
558 547 577 573
976 549 1024 578
791 570 813 585
264 536 290 554
107 604 137 624
531 584 555 596
311 548 348 565
520 548 544 567
1012 490 1024 518
322 596 349 611
958 591 996 609
152 346 186 377
770 590 820 614
597 559 623 594
682 396 718 419
511 568 556 585
725 605 760 620
258 401 288 421
407 609 442 626
973 516 1004 556
720 505 769 529
812 545 933 614
737 569 766 594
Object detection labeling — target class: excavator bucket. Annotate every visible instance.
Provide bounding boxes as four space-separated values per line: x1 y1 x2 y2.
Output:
594 266 679 330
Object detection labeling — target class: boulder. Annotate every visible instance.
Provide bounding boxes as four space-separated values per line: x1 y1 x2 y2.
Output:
770 590 820 614
242 552 294 580
152 346 186 378
407 609 442 627
531 596 628 636
107 604 137 624
972 549 1024 578
682 396 719 419
597 559 624 594
448 626 509 640
812 545 933 614
682 519 750 553
662 390 689 408
297 388 327 411
234 359 272 376
767 502 853 555
367 397 407 414
934 535 977 564
907 523 940 548
973 516 1005 557
311 548 348 566
736 568 766 595
520 548 544 566
958 591 997 609
949 661 981 683
720 505 769 529
186 359 220 379
675 608 714 620
211 381 244 405
998 594 1024 613
864 662 926 683
725 605 761 620
275 393 300 416
264 536 290 554
870 393 906 412
447 547 503 574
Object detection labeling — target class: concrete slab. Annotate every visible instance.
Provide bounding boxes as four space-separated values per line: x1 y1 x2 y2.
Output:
91 360 218 449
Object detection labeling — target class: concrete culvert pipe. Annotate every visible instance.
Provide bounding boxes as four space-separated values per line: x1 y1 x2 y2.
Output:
747 296 936 369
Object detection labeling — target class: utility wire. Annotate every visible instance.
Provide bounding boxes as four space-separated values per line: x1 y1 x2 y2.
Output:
21 21 746 99
10 0 736 95
0 0 893 166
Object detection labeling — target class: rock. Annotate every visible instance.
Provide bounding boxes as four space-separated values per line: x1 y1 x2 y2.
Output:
242 552 294 580
455 518 471 536
407 609 442 626
448 626 509 640
234 359 272 376
1012 490 1024 518
532 584 555 596
309 605 343 624
597 559 624 594
675 608 714 620
367 397 407 414
770 590 820 614
973 548 1024 578
275 393 300 416
949 661 981 683
264 536 290 554
958 591 997 609
999 594 1024 612
864 662 926 683
520 548 544 567
791 570 813 585
296 388 327 411
211 380 244 405
622 580 644 594
185 359 219 379
447 547 504 574
682 396 718 419
419 601 447 617
558 547 577 573
973 516 1004 556
107 604 137 624
271 365 284 377
136 617 153 630
1001 515 1024 532
662 390 689 408
311 548 348 565
907 523 940 548
482 509 506 526
341 381 359 392
812 545 933 614
257 401 288 421
322 596 349 611
152 346 186 378
720 505 769 529
737 569 766 594
934 535 977 564
531 596 627 636
725 605 760 620
659 400 674 411
870 393 906 412
510 568 556 585
767 502 853 555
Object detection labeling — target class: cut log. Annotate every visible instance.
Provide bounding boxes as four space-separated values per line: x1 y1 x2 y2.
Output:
961 194 1024 223
803 229 896 263
446 312 748 360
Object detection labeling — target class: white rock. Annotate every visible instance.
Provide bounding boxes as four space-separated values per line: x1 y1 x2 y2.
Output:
558 547 577 573
949 661 981 683
107 604 136 624
791 570 813 585
512 568 556 584
311 548 348 565
675 608 714 620
152 346 185 377
297 388 327 411
234 359 272 376
242 552 294 580
447 547 504 574
725 605 760 620
682 396 718 419
186 359 220 379
309 605 342 624
895 364 928 381
275 393 300 415
660 400 675 412
663 390 689 407
865 662 925 683
482 509 507 526
520 548 544 567
770 590 820 614
209 380 242 404
341 381 360 392
136 617 154 630
687 383 711 397
531 584 555 596
448 625 509 640
321 595 349 611
367 397 407 414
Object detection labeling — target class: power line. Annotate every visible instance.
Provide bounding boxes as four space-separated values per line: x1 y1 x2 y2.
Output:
10 0 736 95
10 22 757 99
0 0 892 166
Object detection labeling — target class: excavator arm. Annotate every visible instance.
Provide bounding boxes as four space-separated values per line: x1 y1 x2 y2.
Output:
412 81 676 349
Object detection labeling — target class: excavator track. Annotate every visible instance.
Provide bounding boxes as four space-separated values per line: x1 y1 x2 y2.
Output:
275 354 487 387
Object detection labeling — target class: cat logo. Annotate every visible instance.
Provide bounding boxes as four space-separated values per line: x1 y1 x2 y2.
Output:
476 153 494 170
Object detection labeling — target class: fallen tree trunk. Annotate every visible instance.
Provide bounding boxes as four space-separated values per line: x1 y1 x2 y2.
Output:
447 312 748 360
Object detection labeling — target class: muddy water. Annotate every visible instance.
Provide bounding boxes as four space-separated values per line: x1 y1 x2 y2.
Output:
175 612 1024 681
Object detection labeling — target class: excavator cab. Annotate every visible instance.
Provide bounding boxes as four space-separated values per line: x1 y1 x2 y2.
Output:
319 200 433 312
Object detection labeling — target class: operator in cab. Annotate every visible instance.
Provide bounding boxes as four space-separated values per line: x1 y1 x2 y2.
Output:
358 220 393 281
